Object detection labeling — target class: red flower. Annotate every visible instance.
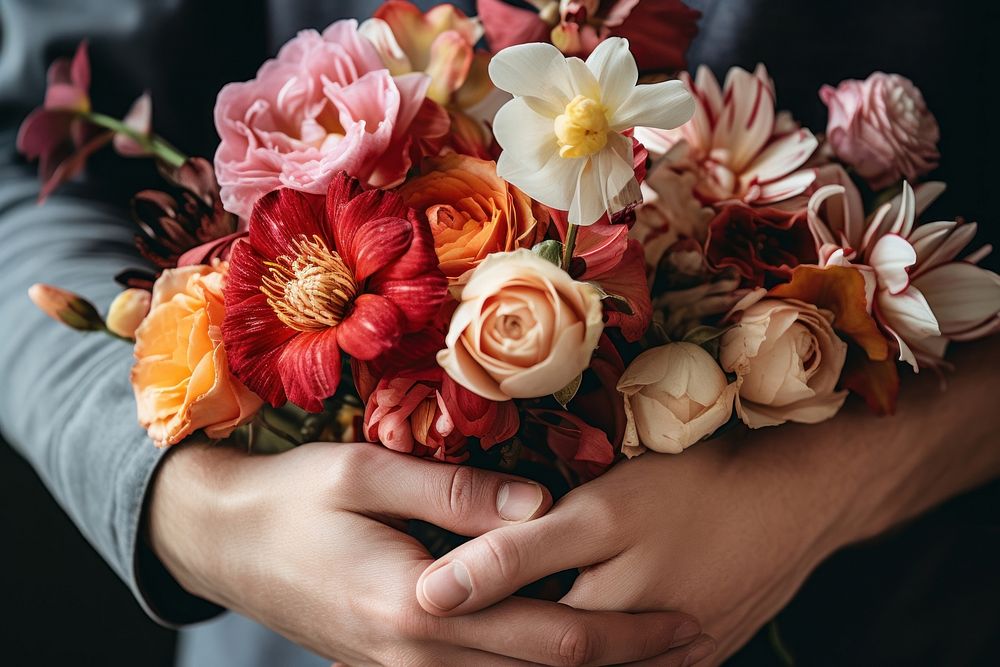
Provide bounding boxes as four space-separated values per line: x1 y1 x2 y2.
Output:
705 204 818 288
223 173 448 411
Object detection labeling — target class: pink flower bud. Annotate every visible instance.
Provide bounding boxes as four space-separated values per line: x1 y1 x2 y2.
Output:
28 283 105 331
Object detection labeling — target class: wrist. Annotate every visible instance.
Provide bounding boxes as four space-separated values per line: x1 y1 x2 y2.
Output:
146 440 253 607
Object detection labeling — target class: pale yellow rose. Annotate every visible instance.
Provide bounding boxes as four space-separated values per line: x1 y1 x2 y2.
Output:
132 263 263 447
720 296 848 428
618 342 736 457
437 249 604 400
106 288 151 339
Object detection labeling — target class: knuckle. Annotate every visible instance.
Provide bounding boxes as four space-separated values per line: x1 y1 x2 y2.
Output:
479 530 524 582
443 465 479 521
325 445 371 500
387 605 434 640
554 620 597 667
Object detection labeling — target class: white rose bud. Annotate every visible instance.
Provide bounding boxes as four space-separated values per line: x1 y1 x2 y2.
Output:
618 342 737 457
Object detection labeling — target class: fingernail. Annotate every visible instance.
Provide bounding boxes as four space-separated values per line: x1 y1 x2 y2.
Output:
422 561 472 611
672 620 701 645
681 637 717 667
497 481 543 521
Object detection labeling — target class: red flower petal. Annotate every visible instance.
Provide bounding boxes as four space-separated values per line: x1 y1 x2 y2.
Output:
441 375 518 448
589 240 653 342
330 184 411 262
348 217 413 282
276 328 343 412
222 293 297 407
337 293 406 361
248 188 326 258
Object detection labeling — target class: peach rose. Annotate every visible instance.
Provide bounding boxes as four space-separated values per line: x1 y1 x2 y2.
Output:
720 296 848 428
398 154 549 282
437 249 604 400
618 342 736 457
132 263 263 447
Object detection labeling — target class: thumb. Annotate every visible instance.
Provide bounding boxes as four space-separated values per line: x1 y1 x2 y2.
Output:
335 442 553 536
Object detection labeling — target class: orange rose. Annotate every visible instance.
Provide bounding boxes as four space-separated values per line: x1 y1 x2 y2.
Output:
132 263 263 447
398 154 549 281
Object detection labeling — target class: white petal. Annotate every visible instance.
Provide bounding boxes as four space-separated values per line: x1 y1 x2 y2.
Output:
912 221 977 276
497 144 580 212
488 42 573 114
565 56 600 100
913 263 1000 336
610 79 694 132
740 129 817 187
585 37 637 112
713 67 775 171
568 158 608 226
603 133 640 216
753 170 816 205
492 97 559 168
869 234 916 295
877 286 940 370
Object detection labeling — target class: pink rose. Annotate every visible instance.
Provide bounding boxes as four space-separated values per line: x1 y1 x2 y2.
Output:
214 20 434 219
820 72 940 190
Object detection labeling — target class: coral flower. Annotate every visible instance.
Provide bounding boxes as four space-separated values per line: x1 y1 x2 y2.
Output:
640 65 818 207
488 37 694 226
222 173 448 411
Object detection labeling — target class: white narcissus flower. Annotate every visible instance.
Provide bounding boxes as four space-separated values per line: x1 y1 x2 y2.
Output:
487 37 695 226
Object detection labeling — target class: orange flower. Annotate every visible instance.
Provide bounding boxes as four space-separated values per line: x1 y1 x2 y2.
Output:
398 154 549 281
132 263 263 447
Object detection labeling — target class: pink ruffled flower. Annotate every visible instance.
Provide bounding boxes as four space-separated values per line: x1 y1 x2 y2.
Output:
809 180 1000 370
214 20 439 219
820 73 940 191
639 65 818 208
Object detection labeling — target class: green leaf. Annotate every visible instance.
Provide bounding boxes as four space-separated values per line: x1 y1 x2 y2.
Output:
532 239 564 266
552 373 583 409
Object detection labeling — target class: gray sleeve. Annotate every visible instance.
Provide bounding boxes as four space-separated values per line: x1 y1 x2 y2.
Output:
0 138 222 625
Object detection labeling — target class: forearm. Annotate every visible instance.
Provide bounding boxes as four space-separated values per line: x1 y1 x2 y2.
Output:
732 336 1000 559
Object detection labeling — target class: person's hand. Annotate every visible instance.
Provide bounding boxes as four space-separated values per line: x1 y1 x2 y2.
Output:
414 433 854 665
147 441 705 666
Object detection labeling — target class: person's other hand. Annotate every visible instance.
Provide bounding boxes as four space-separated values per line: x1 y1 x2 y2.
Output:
148 441 704 666
415 434 851 665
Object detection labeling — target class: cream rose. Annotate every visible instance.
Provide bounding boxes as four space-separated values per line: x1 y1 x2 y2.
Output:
720 297 848 428
437 249 604 400
618 342 736 457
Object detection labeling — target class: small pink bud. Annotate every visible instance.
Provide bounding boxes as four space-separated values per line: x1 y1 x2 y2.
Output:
106 288 152 338
28 283 105 331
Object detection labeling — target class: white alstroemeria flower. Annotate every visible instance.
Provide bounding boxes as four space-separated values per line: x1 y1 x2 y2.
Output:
488 37 695 226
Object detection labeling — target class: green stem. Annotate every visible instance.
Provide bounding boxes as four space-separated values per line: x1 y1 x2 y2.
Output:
84 111 187 168
562 223 579 271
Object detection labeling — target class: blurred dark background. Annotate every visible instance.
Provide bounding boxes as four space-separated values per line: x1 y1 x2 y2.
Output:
2 0 999 665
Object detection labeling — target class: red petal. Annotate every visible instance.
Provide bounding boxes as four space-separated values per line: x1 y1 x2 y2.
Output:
248 188 326 258
16 109 73 160
70 41 91 91
223 238 268 304
337 293 405 360
277 329 343 412
222 293 297 407
38 130 112 202
348 217 413 282
324 172 366 238
330 185 410 259
590 240 652 342
441 375 518 448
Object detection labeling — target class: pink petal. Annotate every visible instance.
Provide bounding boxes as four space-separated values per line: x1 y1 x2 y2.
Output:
912 262 1000 337
477 0 550 53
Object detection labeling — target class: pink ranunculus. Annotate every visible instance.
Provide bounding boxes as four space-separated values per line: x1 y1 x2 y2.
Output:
214 20 435 219
820 73 940 191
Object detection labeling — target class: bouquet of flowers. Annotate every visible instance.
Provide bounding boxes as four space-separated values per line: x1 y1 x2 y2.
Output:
21 0 1000 496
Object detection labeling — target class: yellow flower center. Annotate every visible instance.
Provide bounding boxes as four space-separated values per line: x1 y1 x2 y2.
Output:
554 95 609 159
261 235 358 332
